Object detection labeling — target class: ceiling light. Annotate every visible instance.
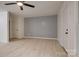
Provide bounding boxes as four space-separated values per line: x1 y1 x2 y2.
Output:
17 2 23 6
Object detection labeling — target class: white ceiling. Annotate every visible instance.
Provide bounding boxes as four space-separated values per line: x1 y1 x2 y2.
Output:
0 1 63 17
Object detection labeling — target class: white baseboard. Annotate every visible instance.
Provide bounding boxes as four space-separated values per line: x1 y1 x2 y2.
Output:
10 37 24 39
65 49 76 57
58 40 76 57
76 54 79 57
24 36 57 40
0 40 9 43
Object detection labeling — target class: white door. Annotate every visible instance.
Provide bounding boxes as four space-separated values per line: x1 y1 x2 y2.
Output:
63 5 69 50
63 2 77 53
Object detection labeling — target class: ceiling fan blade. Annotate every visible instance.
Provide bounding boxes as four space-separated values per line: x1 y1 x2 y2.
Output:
20 6 23 10
4 3 16 5
23 3 35 8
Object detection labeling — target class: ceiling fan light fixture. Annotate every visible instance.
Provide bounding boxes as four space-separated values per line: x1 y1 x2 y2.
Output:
4 1 35 10
17 2 23 6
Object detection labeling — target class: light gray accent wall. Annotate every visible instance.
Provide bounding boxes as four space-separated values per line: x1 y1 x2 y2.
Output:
24 15 57 38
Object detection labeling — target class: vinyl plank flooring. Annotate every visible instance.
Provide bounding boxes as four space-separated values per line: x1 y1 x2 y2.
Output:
0 39 67 57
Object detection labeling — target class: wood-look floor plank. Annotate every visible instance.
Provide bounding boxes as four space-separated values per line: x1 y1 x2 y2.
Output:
0 39 67 57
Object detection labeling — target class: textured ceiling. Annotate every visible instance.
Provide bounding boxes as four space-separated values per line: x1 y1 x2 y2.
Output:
0 1 63 17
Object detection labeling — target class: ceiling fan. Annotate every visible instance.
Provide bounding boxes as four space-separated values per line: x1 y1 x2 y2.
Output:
4 1 35 10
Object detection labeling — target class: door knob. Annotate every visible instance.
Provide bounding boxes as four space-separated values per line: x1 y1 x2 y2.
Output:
65 32 68 34
66 29 68 31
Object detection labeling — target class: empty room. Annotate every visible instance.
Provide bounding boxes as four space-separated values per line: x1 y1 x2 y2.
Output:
0 1 78 57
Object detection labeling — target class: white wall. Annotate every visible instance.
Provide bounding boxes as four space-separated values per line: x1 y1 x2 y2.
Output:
10 14 24 39
0 11 9 43
9 13 13 38
57 2 78 56
76 2 79 56
17 16 24 38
